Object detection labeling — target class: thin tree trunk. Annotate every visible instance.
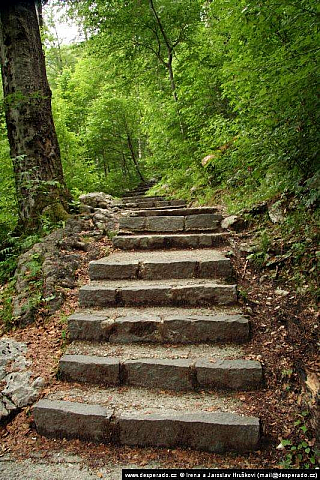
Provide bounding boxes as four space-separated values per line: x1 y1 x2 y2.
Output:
148 0 184 135
0 1 70 232
102 154 108 178
167 53 178 104
126 132 145 182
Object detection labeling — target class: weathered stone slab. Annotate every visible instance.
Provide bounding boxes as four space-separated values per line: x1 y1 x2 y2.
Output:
121 196 165 203
129 207 220 217
90 252 231 282
140 259 197 280
116 200 186 209
171 284 237 306
137 235 165 249
33 400 113 442
68 313 108 341
144 216 185 232
185 214 220 231
119 216 146 231
162 314 250 344
79 285 117 307
199 259 232 278
122 359 194 391
117 411 260 452
79 282 237 308
89 260 139 280
195 359 262 390
59 355 120 385
113 233 229 250
120 285 170 306
170 200 186 207
105 315 162 343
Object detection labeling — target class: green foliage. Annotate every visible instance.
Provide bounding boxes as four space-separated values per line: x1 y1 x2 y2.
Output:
280 410 319 469
247 230 272 268
0 249 44 332
244 204 319 299
0 109 18 240
0 279 16 331
0 233 42 284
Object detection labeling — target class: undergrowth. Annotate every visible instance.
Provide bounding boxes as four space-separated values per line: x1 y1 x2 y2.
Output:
280 410 319 469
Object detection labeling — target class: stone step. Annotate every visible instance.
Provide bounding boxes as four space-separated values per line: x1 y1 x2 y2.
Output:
125 182 156 195
115 200 186 209
124 207 221 217
34 398 260 452
68 308 249 344
119 213 221 233
113 232 229 250
59 354 262 391
65 336 246 358
89 249 232 281
121 195 166 203
126 190 150 196
79 279 237 308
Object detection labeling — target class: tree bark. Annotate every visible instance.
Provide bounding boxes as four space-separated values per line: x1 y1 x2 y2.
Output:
0 1 70 232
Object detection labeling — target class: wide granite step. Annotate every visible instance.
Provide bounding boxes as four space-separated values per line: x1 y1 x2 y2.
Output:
33 391 260 452
114 200 186 209
120 195 166 203
67 308 249 343
113 232 229 250
123 207 221 217
89 249 232 281
59 353 262 391
79 279 237 308
119 213 221 233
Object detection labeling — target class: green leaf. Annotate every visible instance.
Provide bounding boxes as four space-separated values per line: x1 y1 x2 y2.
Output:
281 439 292 447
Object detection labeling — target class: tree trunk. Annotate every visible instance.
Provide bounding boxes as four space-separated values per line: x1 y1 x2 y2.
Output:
125 124 145 182
0 1 70 232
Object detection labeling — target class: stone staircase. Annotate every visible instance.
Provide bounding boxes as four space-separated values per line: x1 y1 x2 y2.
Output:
33 192 262 453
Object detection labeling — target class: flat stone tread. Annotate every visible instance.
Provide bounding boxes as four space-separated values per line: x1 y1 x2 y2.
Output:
35 398 258 426
35 398 111 417
45 385 243 414
69 306 241 319
115 232 228 238
86 278 233 288
68 310 248 343
91 249 229 264
121 196 166 201
121 204 187 210
113 233 229 250
124 207 221 217
65 341 245 360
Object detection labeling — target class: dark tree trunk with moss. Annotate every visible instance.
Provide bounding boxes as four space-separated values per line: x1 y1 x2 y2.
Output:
0 0 70 232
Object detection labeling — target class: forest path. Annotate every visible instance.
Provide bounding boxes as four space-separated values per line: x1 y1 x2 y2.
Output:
32 191 262 454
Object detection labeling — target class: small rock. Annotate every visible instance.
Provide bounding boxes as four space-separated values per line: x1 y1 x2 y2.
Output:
32 377 45 389
221 215 247 232
0 394 16 419
3 371 39 408
79 192 114 209
79 204 92 214
275 289 289 296
268 202 286 224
